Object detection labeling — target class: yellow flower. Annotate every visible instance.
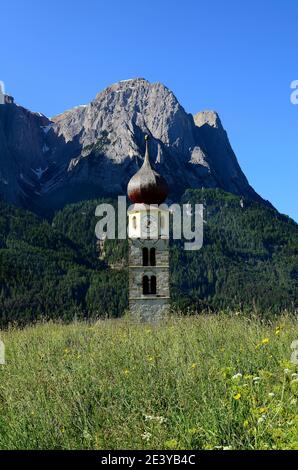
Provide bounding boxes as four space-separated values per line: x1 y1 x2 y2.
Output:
191 363 197 369
258 407 267 414
243 419 249 428
123 369 130 375
165 439 178 450
188 427 197 435
261 338 270 345
233 393 241 400
147 356 154 362
275 327 281 336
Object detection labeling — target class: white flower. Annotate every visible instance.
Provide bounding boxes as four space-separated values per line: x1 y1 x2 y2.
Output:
290 398 297 405
141 432 152 442
232 373 242 380
144 414 166 424
214 445 232 450
257 415 266 424
144 415 154 421
268 392 275 397
253 376 261 383
284 368 290 374
156 416 166 424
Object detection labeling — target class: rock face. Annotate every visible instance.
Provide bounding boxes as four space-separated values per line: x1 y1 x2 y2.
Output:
0 78 267 212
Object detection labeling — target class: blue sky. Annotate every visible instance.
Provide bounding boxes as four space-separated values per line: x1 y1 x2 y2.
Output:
1 0 297 221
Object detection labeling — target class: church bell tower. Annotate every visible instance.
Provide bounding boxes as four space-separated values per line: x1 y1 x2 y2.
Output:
127 135 170 321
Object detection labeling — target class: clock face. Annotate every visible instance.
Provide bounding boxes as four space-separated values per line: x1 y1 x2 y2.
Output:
141 215 158 235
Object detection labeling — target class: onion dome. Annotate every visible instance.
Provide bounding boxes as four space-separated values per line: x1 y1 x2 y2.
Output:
127 135 168 204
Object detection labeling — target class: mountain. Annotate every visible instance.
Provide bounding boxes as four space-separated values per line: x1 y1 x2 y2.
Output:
0 78 268 214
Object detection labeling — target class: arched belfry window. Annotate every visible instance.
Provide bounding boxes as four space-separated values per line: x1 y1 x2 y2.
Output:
160 213 164 229
142 275 157 295
142 248 149 266
150 248 156 266
150 276 157 295
143 276 149 295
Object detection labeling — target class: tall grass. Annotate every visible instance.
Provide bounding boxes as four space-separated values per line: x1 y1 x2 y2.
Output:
0 313 297 450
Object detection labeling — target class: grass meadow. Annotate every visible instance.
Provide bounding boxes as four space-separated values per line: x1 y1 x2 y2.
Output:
0 313 297 450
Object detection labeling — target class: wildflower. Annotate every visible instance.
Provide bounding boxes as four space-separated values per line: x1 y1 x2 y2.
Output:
147 356 154 362
232 373 242 380
188 428 197 435
164 439 178 449
261 338 270 345
144 415 154 421
268 392 275 398
275 327 281 336
156 416 167 424
233 393 241 400
243 420 249 428
144 415 166 424
141 431 152 442
257 415 266 424
253 376 261 383
284 368 290 374
191 363 197 369
123 369 130 375
258 407 267 414
83 429 92 440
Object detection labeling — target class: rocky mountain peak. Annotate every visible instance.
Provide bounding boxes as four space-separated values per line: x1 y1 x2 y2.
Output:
0 79 268 213
194 110 221 129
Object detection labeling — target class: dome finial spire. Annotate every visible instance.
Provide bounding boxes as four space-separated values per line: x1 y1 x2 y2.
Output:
144 134 150 164
127 133 168 204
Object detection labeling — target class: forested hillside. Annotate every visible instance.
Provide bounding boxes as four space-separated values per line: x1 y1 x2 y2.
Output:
0 189 297 326
174 189 298 313
0 201 126 326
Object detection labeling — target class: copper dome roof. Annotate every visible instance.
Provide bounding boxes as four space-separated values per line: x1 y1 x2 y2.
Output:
127 135 168 204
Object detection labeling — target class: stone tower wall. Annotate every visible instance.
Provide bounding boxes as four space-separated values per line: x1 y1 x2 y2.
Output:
128 238 170 321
